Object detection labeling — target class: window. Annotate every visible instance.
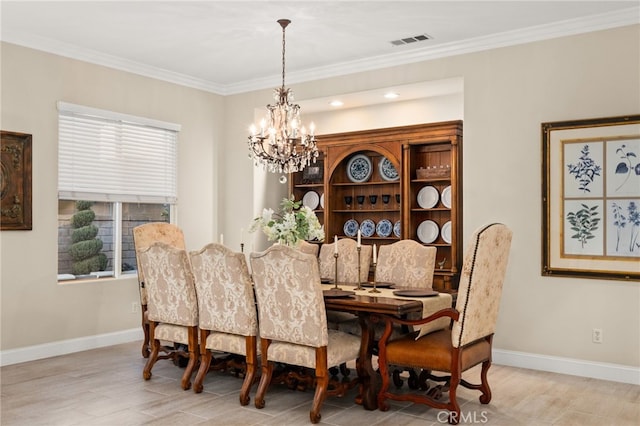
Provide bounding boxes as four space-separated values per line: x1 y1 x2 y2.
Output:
57 102 180 281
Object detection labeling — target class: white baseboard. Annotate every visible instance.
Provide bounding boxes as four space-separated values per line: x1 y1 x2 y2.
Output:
0 328 143 367
1 332 638 386
493 348 640 385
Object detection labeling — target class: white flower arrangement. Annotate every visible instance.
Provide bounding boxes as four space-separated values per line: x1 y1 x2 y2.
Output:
250 195 324 246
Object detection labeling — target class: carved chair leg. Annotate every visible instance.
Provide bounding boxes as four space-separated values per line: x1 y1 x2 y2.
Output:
239 336 258 406
255 339 272 409
310 348 329 424
141 308 150 358
193 330 212 394
180 327 198 390
478 359 492 404
143 322 160 380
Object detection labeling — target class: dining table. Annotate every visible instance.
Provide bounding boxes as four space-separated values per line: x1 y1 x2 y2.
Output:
321 283 453 410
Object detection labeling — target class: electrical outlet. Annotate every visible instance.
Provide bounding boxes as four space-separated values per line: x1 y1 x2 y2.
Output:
131 302 140 314
592 328 603 343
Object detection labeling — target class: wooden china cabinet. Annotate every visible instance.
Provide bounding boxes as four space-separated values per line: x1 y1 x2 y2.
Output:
290 121 462 291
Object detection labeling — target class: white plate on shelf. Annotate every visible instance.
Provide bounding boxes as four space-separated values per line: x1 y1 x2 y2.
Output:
393 220 401 238
319 193 324 209
417 220 439 244
360 219 376 237
376 219 393 237
441 186 452 208
417 186 439 209
343 219 359 237
378 157 399 181
441 221 452 244
302 191 320 210
347 154 373 183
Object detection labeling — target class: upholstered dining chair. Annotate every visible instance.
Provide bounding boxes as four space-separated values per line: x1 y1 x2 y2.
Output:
377 223 513 424
373 240 451 388
375 239 437 288
189 243 259 405
318 238 371 283
133 222 186 359
136 241 199 390
318 238 372 331
250 244 361 424
296 239 320 257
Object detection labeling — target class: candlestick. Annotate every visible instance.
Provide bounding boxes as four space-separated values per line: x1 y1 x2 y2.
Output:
373 243 377 264
334 235 338 254
220 234 224 245
369 259 380 293
357 230 361 247
355 246 364 291
333 252 341 290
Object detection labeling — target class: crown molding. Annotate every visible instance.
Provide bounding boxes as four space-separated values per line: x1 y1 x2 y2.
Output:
2 7 638 96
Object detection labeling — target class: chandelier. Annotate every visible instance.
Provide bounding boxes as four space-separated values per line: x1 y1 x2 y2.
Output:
248 19 319 174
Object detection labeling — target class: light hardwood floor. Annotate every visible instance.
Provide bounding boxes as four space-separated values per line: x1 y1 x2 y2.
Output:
1 341 638 425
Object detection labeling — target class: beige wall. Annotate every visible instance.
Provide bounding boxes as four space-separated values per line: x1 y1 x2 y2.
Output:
1 25 638 368
222 25 640 366
0 42 223 349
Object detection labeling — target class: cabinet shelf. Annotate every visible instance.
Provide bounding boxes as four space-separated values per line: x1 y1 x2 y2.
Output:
290 121 462 292
332 181 399 186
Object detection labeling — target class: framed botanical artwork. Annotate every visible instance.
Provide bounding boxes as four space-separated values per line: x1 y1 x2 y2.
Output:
542 115 640 281
1 131 32 230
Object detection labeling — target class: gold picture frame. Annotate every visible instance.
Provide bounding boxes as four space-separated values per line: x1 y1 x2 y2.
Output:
542 115 640 281
1 131 32 230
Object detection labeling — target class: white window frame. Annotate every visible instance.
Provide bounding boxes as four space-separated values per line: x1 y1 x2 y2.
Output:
57 102 180 281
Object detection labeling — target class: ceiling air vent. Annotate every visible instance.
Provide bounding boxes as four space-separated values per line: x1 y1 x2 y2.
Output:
390 34 431 46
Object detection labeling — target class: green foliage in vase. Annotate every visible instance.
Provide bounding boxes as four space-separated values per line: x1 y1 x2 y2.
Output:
566 204 600 248
250 195 324 246
70 201 107 275
567 145 601 193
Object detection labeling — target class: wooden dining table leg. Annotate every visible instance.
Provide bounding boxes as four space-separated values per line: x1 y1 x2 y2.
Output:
354 312 378 410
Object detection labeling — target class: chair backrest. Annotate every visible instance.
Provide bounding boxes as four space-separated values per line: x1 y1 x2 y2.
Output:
296 240 320 257
375 240 437 288
451 223 512 348
133 222 186 304
189 243 258 337
318 238 372 283
136 241 198 327
250 244 328 348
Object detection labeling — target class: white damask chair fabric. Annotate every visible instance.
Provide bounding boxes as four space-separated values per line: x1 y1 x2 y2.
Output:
377 223 513 424
296 239 320 257
318 238 371 283
189 243 259 405
137 241 199 391
250 244 361 424
133 222 186 358
318 239 372 331
375 240 437 288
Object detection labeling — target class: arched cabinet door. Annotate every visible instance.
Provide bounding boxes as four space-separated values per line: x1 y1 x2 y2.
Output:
290 121 462 291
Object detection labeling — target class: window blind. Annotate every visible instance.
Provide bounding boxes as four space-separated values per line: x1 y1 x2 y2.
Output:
57 102 180 203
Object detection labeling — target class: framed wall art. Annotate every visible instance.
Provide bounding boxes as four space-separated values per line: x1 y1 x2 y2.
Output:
1 131 32 230
542 115 640 281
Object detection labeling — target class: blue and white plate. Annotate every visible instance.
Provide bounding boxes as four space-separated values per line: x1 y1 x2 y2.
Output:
376 219 393 237
360 219 376 237
343 219 359 237
347 154 373 183
379 157 399 181
393 220 401 238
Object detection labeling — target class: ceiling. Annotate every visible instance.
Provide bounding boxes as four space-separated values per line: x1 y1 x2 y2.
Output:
1 1 638 96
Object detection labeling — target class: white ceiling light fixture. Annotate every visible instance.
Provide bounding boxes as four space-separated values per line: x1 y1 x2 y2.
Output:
384 92 400 99
329 100 344 107
248 19 318 174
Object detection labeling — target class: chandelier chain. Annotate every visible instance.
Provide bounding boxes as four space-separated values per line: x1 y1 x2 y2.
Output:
247 19 318 175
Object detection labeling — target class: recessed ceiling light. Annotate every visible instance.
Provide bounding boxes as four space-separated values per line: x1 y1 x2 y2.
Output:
384 92 399 99
329 100 344 107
